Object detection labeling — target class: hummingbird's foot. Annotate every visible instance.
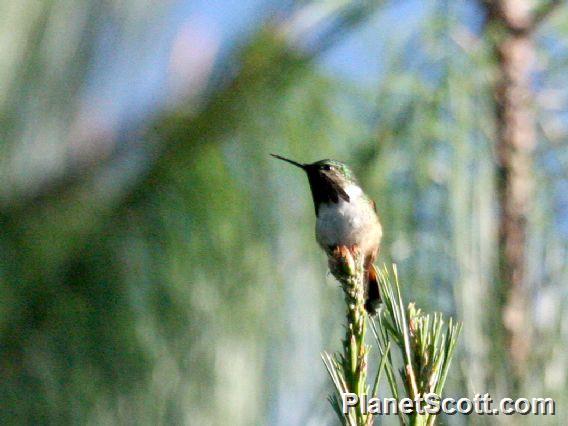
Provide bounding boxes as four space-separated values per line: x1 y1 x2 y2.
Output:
349 244 360 256
329 245 356 277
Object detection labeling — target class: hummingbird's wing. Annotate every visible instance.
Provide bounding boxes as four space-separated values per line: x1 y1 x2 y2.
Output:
324 175 350 204
364 263 381 315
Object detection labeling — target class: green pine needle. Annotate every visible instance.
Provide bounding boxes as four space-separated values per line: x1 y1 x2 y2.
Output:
323 263 462 426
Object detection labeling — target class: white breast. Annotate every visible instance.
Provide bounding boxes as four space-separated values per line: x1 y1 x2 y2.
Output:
315 184 380 252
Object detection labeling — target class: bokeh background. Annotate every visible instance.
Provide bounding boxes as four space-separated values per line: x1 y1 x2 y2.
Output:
0 0 566 424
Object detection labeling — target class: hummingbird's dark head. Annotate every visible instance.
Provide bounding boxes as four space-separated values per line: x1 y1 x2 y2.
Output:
271 154 357 215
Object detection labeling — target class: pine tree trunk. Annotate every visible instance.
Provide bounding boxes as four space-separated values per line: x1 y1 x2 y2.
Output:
495 28 535 382
484 0 537 386
483 0 562 388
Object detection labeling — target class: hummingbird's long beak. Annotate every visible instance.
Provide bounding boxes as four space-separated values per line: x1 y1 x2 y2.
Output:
270 154 306 169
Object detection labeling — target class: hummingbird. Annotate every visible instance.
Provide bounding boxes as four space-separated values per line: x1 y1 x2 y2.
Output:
272 154 382 314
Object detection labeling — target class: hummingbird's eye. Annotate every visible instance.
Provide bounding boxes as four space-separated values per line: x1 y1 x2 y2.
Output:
323 165 332 171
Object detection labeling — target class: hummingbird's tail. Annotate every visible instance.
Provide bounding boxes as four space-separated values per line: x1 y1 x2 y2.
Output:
364 263 381 316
